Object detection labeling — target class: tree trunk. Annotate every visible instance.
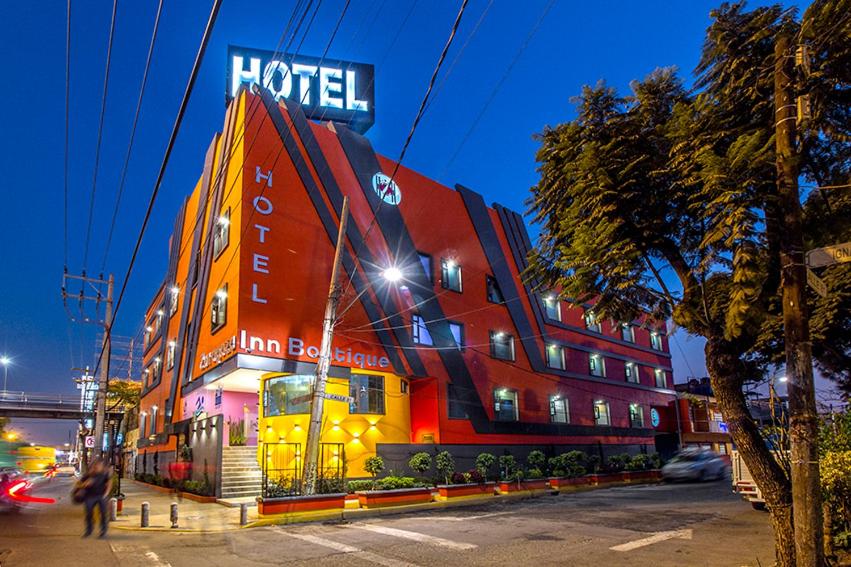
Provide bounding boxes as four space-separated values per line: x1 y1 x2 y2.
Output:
774 32 825 567
705 338 796 566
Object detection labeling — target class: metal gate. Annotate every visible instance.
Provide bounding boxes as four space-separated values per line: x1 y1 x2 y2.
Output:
261 442 346 498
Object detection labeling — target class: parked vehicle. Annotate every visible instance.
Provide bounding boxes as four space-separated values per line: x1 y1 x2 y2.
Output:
661 448 729 482
731 449 778 510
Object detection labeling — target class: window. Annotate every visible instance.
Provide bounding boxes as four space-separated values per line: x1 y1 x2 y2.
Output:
543 295 561 321
166 340 176 370
654 368 667 388
146 358 162 385
550 395 569 423
650 331 663 350
139 413 147 437
625 362 639 383
150 406 158 436
489 331 515 361
418 253 432 282
629 403 645 428
213 209 230 258
584 310 601 333
594 400 611 426
441 258 462 292
412 314 433 346
350 374 385 414
546 344 565 370
589 353 605 377
211 286 228 332
263 374 314 416
400 380 409 394
717 443 728 455
447 383 469 419
493 388 518 422
486 275 504 304
169 285 179 317
448 321 464 350
143 326 152 349
621 324 634 342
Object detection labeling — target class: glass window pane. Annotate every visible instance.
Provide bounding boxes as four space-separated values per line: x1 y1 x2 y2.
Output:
441 259 462 292
350 375 385 414
594 401 610 426
544 296 561 321
418 253 432 282
486 276 504 304
630 404 644 427
546 344 565 369
589 353 605 377
621 324 634 342
449 322 463 349
490 332 514 360
584 311 601 333
412 314 433 345
447 383 468 419
550 396 568 423
264 375 314 416
493 389 518 421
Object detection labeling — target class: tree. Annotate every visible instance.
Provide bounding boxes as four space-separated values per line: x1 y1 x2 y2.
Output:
526 3 849 563
363 456 384 489
435 451 455 485
106 379 141 412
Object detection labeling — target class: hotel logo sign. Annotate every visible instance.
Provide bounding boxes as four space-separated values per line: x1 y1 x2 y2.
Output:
227 45 376 133
371 173 401 206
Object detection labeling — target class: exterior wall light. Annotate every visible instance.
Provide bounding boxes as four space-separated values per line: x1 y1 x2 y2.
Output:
382 267 403 282
215 289 228 300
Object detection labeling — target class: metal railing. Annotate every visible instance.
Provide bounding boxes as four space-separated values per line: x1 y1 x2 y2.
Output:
0 390 81 407
261 442 345 498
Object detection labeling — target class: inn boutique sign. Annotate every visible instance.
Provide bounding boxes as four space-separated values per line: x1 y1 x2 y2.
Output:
227 45 376 133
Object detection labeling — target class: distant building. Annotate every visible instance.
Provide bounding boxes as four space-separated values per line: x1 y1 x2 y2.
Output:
675 378 733 456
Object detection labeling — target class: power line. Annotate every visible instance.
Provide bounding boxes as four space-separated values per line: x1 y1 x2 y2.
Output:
100 0 165 273
82 0 119 272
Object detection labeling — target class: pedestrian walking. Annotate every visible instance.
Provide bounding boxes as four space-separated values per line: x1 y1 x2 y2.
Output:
75 459 112 538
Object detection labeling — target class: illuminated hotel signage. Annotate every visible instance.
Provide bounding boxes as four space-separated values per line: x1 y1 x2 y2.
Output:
227 45 376 133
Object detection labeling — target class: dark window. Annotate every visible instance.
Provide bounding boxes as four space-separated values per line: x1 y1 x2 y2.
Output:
418 253 432 283
546 344 565 370
412 314 433 345
493 388 518 422
486 276 504 304
350 375 385 414
263 374 314 416
150 406 158 436
211 286 228 332
400 380 409 394
489 331 515 361
621 324 634 342
629 404 645 428
441 258 462 292
447 383 469 419
213 209 230 258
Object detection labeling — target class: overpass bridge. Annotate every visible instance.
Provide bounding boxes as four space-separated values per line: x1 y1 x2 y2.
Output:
0 390 123 420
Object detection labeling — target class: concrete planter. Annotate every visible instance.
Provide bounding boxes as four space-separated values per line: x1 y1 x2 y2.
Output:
182 492 218 504
356 487 433 509
437 482 496 499
497 479 550 494
588 472 627 485
623 470 662 482
547 476 590 489
257 493 346 515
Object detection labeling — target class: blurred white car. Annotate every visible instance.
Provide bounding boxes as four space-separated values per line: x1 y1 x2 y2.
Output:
662 449 729 482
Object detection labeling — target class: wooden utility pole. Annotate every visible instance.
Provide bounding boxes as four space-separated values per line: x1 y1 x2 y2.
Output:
302 197 349 495
774 33 824 566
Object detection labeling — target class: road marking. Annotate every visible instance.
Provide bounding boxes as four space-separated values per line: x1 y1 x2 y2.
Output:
144 551 173 567
610 529 693 552
343 523 477 550
282 531 419 567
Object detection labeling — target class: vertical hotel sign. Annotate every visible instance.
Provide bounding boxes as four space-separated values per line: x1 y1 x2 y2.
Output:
227 45 376 133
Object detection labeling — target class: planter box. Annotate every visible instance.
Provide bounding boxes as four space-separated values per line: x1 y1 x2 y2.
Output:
497 479 550 494
623 470 662 482
437 482 496 499
257 493 346 515
182 492 218 504
548 476 590 489
588 473 626 485
356 487 433 509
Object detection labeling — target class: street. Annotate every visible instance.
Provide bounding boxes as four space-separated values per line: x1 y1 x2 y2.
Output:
0 477 775 566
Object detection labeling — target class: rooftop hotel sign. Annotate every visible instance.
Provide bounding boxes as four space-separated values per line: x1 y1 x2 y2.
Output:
227 45 375 133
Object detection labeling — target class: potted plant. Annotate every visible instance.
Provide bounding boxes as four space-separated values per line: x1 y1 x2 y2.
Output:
437 468 496 500
354 475 432 508
548 451 591 489
408 452 432 484
435 451 455 486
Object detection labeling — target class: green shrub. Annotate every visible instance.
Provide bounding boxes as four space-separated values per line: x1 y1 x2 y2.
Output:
527 468 544 479
561 451 589 478
377 476 417 490
587 454 602 473
408 452 432 476
347 480 373 493
182 479 214 496
475 453 496 480
626 454 652 471
498 455 517 480
651 453 662 469
527 450 547 473
606 453 632 472
364 456 385 488
435 451 455 485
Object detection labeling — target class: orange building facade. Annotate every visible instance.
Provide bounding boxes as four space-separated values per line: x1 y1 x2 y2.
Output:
136 88 680 492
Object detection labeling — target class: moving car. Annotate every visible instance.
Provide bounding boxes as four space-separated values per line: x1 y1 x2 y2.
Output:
662 448 729 482
0 467 27 513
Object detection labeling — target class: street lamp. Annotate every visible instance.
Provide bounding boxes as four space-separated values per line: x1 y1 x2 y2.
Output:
0 355 9 392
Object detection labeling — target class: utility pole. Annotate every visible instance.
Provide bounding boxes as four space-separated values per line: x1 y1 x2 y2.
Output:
774 33 824 567
303 197 349 496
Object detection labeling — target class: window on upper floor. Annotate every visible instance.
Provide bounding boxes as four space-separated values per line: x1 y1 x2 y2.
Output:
149 405 159 436
589 353 606 377
584 310 601 333
550 395 569 423
211 286 228 332
169 284 180 317
493 388 518 422
629 403 645 428
441 258 462 292
213 209 230 258
543 294 561 321
621 323 635 342
490 331 515 361
546 344 565 370
625 362 639 384
412 314 433 346
350 374 385 415
654 368 667 388
486 275 504 304
418 253 432 283
594 400 611 426
166 340 176 370
448 321 464 351
650 331 664 351
139 412 147 437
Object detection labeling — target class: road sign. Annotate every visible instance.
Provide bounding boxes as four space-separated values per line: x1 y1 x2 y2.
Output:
806 242 851 268
323 393 354 404
84 436 95 448
807 268 828 298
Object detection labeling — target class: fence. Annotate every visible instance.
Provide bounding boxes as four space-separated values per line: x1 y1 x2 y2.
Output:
261 442 345 498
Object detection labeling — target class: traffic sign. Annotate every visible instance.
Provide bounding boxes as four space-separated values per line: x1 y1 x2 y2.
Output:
323 393 354 404
807 268 828 298
806 242 851 268
84 436 95 448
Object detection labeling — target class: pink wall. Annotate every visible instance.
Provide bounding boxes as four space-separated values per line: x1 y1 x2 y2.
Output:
182 389 259 446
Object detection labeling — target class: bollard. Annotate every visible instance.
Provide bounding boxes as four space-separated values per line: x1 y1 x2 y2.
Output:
141 501 150 528
240 503 248 526
170 502 178 529
109 498 118 521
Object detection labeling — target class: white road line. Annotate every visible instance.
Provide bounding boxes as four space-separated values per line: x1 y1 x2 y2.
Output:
343 523 477 550
144 551 173 567
609 529 693 552
283 531 419 567
109 544 172 566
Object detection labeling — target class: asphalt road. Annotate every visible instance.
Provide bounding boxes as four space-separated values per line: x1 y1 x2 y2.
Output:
0 476 775 566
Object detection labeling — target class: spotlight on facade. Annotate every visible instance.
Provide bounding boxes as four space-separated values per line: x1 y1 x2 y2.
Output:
217 216 230 226
216 289 228 300
171 286 180 295
157 309 164 317
382 266 403 282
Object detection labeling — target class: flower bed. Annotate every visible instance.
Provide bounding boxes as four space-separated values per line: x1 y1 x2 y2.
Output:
437 482 496 499
257 493 346 516
356 487 433 508
497 479 550 494
548 476 591 489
